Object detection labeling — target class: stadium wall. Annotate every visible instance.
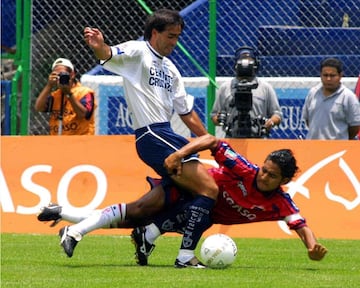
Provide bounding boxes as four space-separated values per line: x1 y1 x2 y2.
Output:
1 135 359 239
80 75 358 139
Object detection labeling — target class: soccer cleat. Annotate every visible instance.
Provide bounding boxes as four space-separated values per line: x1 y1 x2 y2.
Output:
131 226 155 266
174 257 207 269
37 203 62 227
59 226 78 258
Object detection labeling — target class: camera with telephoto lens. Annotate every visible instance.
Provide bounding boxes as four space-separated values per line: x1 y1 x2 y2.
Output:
59 72 70 85
217 111 228 126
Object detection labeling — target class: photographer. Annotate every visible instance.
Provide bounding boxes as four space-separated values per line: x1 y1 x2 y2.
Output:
35 58 96 135
211 47 282 138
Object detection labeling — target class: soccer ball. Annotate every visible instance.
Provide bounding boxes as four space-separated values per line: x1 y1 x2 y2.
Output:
200 233 237 269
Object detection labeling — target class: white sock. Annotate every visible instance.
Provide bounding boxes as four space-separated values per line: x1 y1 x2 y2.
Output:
60 207 95 223
144 223 161 244
177 249 195 263
68 203 126 237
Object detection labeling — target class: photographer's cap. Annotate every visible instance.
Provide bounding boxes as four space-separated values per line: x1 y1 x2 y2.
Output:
52 58 74 72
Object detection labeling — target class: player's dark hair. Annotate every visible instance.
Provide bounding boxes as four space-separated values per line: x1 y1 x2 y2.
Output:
266 149 299 179
143 9 185 41
320 58 343 74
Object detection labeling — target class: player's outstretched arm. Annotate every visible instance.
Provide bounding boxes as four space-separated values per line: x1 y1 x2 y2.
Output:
295 226 328 261
83 27 111 61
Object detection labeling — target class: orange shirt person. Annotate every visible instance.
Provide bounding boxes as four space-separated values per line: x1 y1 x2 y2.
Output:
35 58 96 135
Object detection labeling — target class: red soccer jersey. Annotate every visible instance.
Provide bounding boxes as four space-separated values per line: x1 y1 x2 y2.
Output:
209 141 306 230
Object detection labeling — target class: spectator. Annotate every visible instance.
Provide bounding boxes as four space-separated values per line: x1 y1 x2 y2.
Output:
35 58 96 135
354 74 360 98
302 58 360 140
211 46 282 138
354 74 360 139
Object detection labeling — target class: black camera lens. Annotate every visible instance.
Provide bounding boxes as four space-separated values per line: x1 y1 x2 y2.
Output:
236 59 256 77
59 72 70 85
217 112 227 126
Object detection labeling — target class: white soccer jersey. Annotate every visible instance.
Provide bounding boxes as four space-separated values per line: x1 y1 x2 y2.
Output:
101 40 193 129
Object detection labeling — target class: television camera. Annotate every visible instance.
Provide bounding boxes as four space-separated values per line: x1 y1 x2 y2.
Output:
218 47 269 138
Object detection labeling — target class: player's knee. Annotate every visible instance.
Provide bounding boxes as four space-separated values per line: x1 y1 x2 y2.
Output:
126 201 146 219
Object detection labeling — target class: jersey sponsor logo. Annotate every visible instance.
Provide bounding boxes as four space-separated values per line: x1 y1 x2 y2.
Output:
237 181 248 197
148 66 173 92
50 122 79 133
223 147 238 160
222 190 256 220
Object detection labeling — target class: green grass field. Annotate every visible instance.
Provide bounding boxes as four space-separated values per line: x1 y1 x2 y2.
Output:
1 233 359 288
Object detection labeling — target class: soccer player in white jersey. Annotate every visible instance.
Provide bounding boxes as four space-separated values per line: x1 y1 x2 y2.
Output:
66 9 218 268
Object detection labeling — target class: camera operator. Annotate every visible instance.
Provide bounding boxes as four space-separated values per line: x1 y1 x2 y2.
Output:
211 47 282 138
35 58 96 135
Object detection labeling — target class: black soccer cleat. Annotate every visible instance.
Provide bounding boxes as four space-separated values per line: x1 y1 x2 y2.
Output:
174 257 207 269
37 203 62 227
131 226 155 266
59 226 78 258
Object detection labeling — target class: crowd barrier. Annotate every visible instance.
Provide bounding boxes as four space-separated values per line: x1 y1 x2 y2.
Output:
1 135 359 239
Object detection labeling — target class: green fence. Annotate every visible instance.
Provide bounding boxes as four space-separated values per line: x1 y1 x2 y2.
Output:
1 0 31 135
2 0 359 136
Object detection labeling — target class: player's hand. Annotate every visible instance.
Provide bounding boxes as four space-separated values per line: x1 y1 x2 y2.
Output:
308 243 328 261
84 27 104 50
164 152 183 176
